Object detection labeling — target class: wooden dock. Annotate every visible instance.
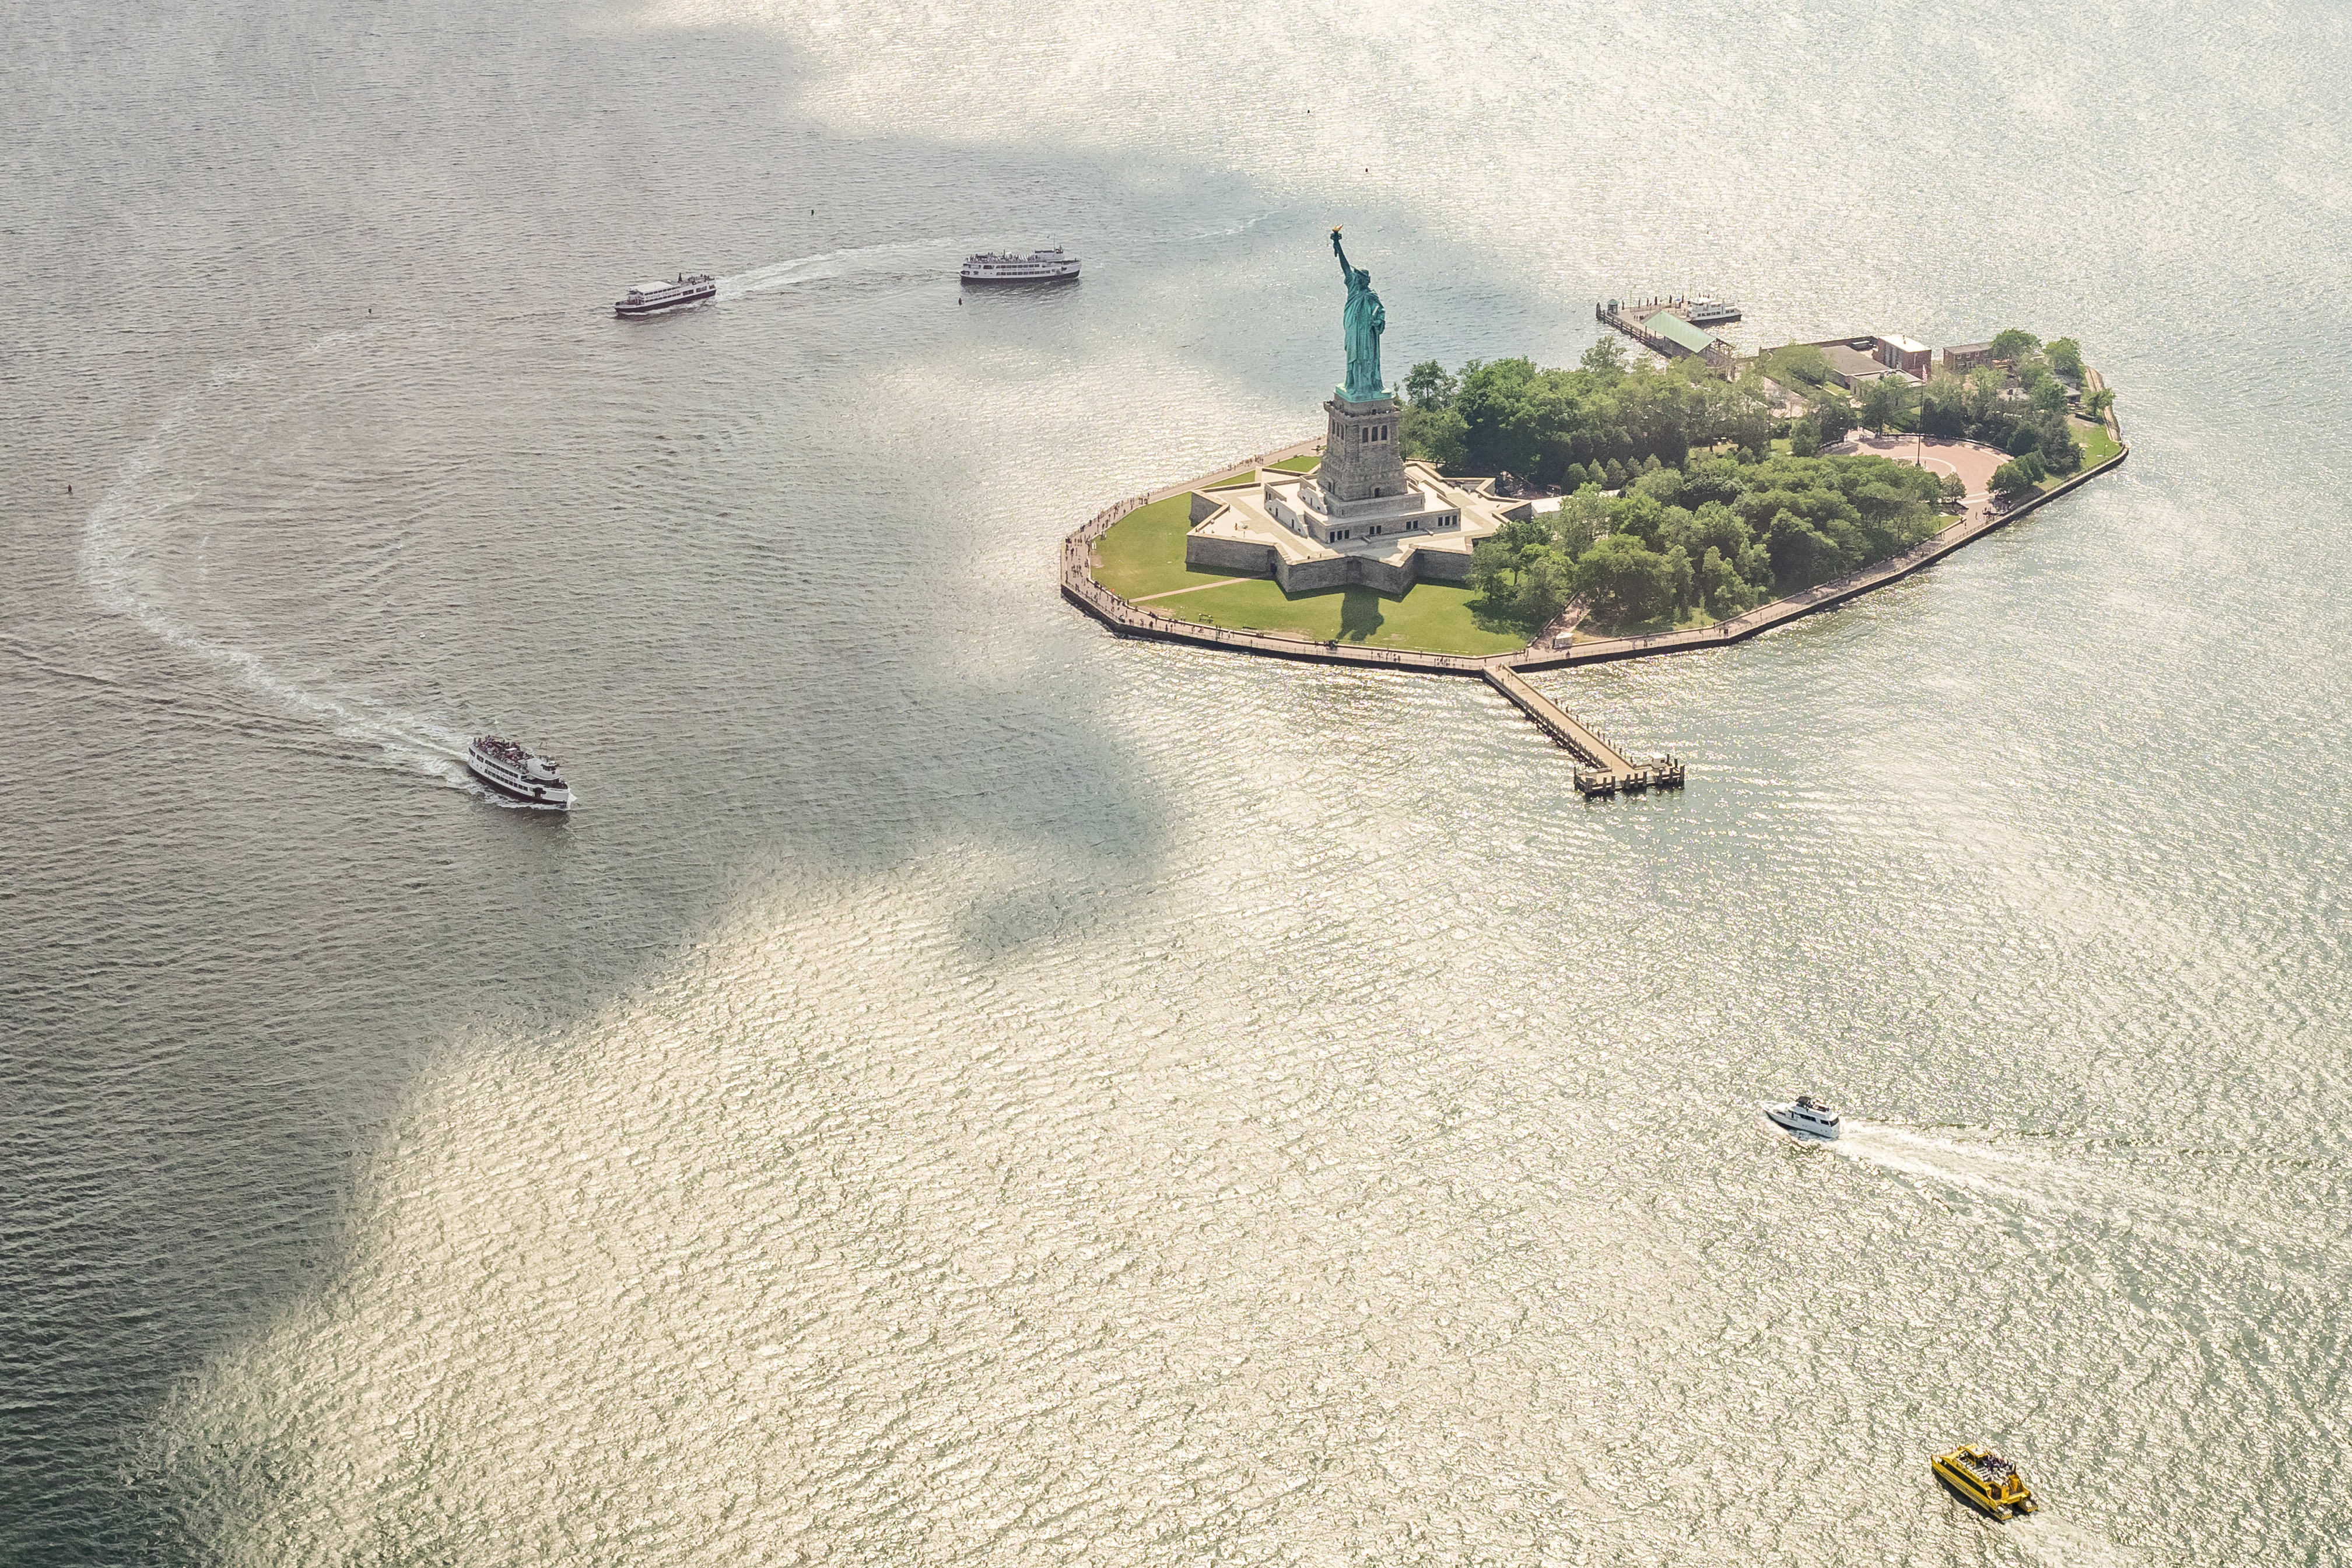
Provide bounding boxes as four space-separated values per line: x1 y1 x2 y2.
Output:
1482 665 1684 796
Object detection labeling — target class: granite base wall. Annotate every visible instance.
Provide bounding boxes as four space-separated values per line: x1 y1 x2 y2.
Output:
1184 532 1278 577
1263 545 1472 595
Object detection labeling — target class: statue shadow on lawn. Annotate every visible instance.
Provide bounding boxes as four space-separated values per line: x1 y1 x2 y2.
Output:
1337 585 1386 641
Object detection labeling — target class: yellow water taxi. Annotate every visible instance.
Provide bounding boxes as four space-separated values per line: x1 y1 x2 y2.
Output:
1932 1445 2038 1518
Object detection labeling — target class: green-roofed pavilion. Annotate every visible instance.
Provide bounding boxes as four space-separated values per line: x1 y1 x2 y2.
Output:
1646 311 1719 356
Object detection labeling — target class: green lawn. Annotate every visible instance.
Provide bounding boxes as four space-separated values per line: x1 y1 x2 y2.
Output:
2073 416 2122 467
1161 578 1533 655
1092 494 1246 601
1267 455 1320 473
1203 470 1256 487
1091 474 1531 654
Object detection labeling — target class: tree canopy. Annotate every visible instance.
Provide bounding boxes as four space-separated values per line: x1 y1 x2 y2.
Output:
1989 328 2041 362
1401 353 1774 485
1403 359 1457 408
1468 451 1946 632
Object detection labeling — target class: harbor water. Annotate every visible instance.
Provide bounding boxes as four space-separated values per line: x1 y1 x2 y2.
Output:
5 0 2351 1562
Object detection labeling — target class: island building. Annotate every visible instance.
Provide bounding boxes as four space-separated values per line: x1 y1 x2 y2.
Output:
1942 341 1997 374
1183 233 1520 595
1874 334 1931 377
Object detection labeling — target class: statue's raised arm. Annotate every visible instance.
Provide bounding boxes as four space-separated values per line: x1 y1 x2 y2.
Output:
1332 228 1352 283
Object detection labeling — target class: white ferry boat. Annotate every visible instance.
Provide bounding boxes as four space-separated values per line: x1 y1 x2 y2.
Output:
1764 1094 1841 1140
614 273 717 317
961 247 1080 283
465 736 572 809
1683 297 1741 325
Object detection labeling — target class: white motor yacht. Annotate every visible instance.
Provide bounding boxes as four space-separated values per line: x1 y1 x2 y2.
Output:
1764 1094 1841 1140
465 736 571 809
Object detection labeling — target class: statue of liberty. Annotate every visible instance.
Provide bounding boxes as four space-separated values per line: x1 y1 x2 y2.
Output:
1331 229 1386 401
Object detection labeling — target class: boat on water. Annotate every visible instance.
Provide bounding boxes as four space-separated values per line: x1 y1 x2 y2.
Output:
961 247 1080 283
1764 1094 1841 1140
465 736 571 809
1932 1445 2038 1519
1682 297 1741 325
614 273 717 317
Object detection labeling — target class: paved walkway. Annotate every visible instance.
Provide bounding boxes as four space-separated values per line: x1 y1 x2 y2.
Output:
1130 577 1249 603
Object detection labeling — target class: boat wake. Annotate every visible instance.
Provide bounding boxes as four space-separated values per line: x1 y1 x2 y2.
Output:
716 236 965 301
1827 1119 2343 1286
82 357 482 797
2006 1513 2147 1567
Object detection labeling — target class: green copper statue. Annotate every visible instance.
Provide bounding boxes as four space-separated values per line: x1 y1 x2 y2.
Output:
1331 228 1387 402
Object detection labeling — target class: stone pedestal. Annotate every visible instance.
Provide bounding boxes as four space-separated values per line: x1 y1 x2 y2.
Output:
1316 394 1405 504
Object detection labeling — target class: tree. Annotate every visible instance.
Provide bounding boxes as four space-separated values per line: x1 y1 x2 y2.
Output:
1722 393 1774 456
2031 377 2069 415
1400 404 1468 471
1964 368 2005 425
1990 455 2045 499
2084 387 2115 420
1940 473 1967 502
1580 337 1629 377
1765 510 1843 590
2039 425 2084 475
1858 376 1912 434
1601 457 1628 489
1989 328 2040 363
1633 463 1678 501
1561 462 1590 490
1575 533 1677 622
1551 486 1612 556
1919 374 1967 437
1471 515 1570 624
1403 360 1458 408
2045 338 2084 381
1512 551 1573 625
1788 417 1821 458
1813 391 1856 444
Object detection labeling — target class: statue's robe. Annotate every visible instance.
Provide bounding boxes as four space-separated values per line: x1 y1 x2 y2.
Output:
1343 277 1385 398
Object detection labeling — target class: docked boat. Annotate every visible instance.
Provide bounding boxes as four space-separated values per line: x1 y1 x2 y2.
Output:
960 247 1080 283
614 273 717 317
1932 1445 2037 1519
1683 297 1741 325
1764 1094 1841 1140
465 736 571 809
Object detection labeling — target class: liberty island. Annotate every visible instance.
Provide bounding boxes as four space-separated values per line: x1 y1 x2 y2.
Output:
1063 231 2126 788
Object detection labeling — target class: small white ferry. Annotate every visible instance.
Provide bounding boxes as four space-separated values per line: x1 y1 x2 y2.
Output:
1683 297 1741 325
1764 1095 1841 1141
465 736 571 809
961 247 1080 283
614 273 717 317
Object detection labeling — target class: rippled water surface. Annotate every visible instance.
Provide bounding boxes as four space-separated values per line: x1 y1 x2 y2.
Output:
7 1 2352 1563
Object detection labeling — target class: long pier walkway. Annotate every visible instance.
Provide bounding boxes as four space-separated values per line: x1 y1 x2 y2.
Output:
1482 665 1682 795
